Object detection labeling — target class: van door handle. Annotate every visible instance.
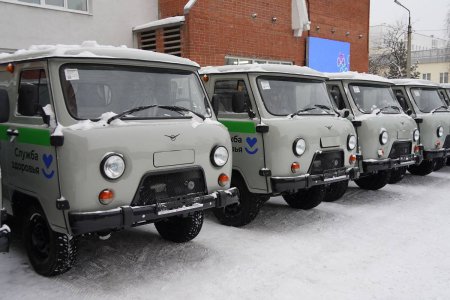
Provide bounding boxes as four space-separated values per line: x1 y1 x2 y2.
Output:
6 129 19 142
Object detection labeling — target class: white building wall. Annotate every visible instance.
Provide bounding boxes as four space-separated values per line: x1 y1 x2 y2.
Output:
416 62 450 84
0 0 158 52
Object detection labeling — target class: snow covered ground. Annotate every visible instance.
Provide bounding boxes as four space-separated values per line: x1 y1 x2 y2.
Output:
2 169 450 300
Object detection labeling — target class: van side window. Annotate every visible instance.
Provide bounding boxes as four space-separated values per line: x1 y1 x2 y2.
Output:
438 90 450 106
213 80 252 116
393 89 409 112
327 85 346 110
18 69 50 116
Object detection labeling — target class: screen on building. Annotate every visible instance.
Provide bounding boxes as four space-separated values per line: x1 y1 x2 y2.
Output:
307 37 351 72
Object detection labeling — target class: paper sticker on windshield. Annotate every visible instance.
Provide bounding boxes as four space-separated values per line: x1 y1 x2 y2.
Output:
413 90 420 97
64 69 79 81
260 80 271 90
352 86 360 93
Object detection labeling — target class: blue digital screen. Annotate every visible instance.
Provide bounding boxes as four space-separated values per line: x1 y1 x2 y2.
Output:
307 37 351 72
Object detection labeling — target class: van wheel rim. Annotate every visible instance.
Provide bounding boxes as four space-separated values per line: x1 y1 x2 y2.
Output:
30 214 50 259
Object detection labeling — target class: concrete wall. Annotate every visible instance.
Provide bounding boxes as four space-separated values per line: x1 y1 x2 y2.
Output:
0 0 158 51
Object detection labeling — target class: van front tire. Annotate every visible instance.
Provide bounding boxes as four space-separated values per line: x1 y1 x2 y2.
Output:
282 185 325 209
155 211 203 243
354 170 390 190
324 180 349 202
433 157 446 171
213 175 265 227
408 159 434 176
388 167 407 184
23 206 77 276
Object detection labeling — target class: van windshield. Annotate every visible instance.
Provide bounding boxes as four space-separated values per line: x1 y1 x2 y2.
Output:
257 76 335 116
349 84 401 114
410 88 449 113
60 64 210 120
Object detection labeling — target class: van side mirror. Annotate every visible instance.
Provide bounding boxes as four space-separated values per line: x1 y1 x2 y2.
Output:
341 109 350 118
18 85 39 116
406 109 413 116
211 94 220 116
0 89 10 123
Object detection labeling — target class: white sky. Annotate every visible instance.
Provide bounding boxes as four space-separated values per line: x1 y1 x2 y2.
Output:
370 0 449 39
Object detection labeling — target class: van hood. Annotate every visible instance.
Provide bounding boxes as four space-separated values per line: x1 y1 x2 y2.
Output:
416 113 450 151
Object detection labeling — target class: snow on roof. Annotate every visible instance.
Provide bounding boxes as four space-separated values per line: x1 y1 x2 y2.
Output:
391 79 439 87
184 0 197 14
325 72 393 84
200 64 326 78
0 41 199 68
132 16 185 32
441 83 450 89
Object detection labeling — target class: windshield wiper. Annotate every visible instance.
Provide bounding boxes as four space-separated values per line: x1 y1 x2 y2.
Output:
375 105 401 115
107 104 206 124
158 105 206 120
431 105 449 113
290 105 333 117
107 105 157 124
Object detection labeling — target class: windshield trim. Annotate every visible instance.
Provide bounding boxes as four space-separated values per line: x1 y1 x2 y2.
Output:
348 83 401 115
410 87 449 113
256 75 334 117
59 63 212 121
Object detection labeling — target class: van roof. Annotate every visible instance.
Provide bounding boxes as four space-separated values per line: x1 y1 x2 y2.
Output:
325 72 393 84
391 79 439 87
0 41 199 68
441 83 450 88
199 64 326 79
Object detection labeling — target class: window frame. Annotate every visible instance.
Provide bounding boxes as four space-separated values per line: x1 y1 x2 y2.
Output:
1 0 91 14
213 79 253 118
16 68 50 118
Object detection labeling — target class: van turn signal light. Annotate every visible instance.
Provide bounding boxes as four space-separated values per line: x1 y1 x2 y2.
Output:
291 162 300 173
349 154 357 164
99 189 114 205
218 173 229 187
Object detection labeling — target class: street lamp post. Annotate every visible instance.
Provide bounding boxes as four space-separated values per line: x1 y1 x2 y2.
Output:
394 0 412 78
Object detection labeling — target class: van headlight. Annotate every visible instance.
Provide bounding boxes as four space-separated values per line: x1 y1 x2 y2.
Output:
211 146 229 167
347 135 357 150
293 138 306 156
379 130 389 145
437 126 444 137
413 129 420 142
101 153 125 180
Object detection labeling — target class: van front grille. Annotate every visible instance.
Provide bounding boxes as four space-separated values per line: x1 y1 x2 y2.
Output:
389 141 412 159
131 167 207 207
309 150 344 175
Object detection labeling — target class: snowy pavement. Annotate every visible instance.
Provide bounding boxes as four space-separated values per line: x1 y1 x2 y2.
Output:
2 169 450 300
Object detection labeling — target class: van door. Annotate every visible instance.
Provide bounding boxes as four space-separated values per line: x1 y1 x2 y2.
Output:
2 66 65 230
211 77 268 193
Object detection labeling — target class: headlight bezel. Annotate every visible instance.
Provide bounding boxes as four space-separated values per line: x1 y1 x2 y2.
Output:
379 130 389 145
293 138 306 157
100 153 126 180
413 129 420 142
211 145 229 167
347 135 357 151
437 126 444 137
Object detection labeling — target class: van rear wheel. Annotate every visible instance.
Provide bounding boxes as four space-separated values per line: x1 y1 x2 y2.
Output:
155 211 203 243
324 180 349 202
23 206 77 276
213 175 265 227
354 170 390 190
283 185 325 209
388 167 407 184
408 159 434 176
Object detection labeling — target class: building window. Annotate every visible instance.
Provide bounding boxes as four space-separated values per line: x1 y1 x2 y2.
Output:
9 0 89 12
422 73 431 80
225 56 293 65
164 26 181 57
440 72 449 83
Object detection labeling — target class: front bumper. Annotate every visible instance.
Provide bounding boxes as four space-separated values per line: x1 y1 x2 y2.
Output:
0 209 10 253
423 148 448 160
69 188 239 236
271 167 359 194
361 153 422 173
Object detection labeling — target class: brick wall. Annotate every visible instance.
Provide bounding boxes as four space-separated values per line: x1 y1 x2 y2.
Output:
158 0 370 72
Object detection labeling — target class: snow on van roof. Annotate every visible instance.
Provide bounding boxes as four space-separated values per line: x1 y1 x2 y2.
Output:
391 79 439 87
324 72 393 84
441 83 450 89
0 41 199 67
200 64 327 78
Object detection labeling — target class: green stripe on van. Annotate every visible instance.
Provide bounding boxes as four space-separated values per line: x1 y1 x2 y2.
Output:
220 120 256 134
0 125 51 146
